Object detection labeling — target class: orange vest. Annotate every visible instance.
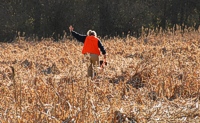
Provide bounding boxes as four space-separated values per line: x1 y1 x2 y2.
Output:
82 36 100 55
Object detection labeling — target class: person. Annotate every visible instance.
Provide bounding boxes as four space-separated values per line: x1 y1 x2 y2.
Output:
69 25 106 78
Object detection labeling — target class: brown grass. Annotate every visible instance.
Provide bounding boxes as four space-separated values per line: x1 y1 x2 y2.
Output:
0 29 199 122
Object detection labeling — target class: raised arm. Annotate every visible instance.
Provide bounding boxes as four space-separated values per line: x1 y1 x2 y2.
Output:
69 25 86 43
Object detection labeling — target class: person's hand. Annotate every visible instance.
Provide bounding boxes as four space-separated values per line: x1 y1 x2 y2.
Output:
69 25 74 32
103 54 106 62
100 54 107 69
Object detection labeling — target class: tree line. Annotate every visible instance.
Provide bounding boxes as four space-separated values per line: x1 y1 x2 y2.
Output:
0 0 200 42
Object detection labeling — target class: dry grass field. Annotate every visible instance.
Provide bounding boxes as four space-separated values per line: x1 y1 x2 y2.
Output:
0 29 200 122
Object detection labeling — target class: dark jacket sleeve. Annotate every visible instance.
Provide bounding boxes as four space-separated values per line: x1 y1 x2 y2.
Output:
71 31 87 43
98 40 106 55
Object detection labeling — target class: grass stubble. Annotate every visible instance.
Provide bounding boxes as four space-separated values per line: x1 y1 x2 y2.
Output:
0 28 199 123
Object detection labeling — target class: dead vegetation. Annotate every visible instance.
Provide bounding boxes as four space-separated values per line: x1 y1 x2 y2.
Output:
0 29 200 122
